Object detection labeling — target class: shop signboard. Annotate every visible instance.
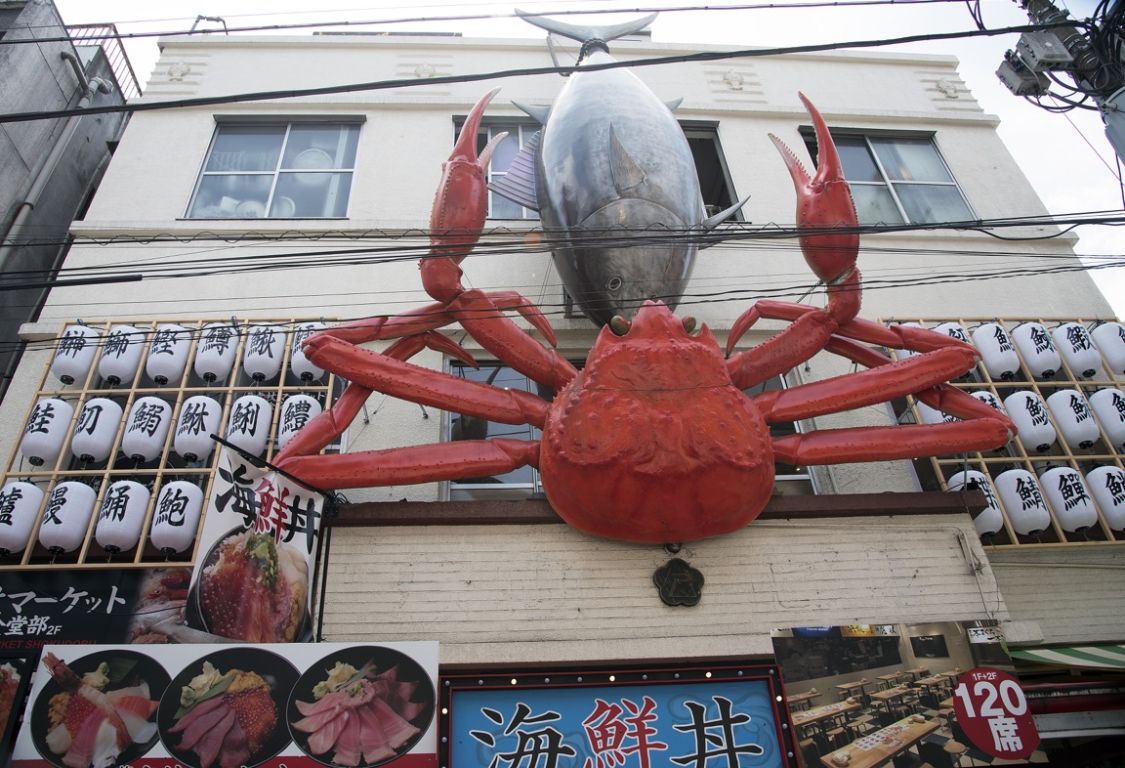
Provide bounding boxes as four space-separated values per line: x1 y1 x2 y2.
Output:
189 446 328 643
11 641 438 768
444 666 786 768
952 667 1040 760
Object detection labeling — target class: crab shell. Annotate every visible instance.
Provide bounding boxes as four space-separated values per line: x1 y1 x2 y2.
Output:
540 301 775 543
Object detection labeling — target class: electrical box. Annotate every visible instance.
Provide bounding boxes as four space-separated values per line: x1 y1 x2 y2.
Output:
1016 30 1074 71
997 56 1050 96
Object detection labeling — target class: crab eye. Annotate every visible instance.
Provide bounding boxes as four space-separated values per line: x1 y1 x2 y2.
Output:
682 316 697 334
610 315 631 336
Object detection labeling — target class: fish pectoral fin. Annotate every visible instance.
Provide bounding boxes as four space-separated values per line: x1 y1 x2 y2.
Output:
664 97 684 112
489 130 542 212
512 100 551 125
609 126 646 193
697 195 750 249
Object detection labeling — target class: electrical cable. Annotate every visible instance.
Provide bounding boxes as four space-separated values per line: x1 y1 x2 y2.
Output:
0 21 1086 125
3 0 982 46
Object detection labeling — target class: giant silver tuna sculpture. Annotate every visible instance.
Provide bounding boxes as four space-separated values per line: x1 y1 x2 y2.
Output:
492 11 746 325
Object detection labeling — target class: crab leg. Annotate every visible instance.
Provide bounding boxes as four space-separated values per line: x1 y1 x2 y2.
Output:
275 332 477 464
278 439 539 489
299 334 548 427
751 346 982 423
822 335 1015 424
772 418 1012 466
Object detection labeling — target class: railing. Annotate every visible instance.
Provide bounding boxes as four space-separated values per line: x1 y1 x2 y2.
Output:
66 24 141 100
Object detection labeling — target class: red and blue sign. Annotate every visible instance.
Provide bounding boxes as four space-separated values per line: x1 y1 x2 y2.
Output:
445 670 786 768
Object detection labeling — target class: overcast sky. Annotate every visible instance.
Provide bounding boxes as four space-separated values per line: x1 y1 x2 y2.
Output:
54 0 1125 316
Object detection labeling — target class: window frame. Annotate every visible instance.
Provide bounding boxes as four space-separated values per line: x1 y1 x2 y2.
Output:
799 126 975 226
186 116 365 221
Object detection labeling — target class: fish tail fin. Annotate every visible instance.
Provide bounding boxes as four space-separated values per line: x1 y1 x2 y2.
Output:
515 9 656 48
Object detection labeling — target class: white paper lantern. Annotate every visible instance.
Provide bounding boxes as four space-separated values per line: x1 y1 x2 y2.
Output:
95 480 149 552
225 395 272 457
1091 321 1125 376
70 398 123 463
915 401 956 425
1011 322 1061 379
1045 389 1100 451
194 323 239 383
98 325 145 386
121 396 172 463
1039 467 1098 533
970 391 1005 412
1089 388 1125 451
243 325 284 382
891 322 922 359
20 398 74 467
995 469 1052 536
150 481 203 554
50 325 100 385
277 395 322 448
145 323 190 386
0 481 44 556
971 322 1020 381
947 470 1004 536
1086 466 1125 531
173 395 222 462
1002 390 1056 453
39 481 96 553
290 321 327 382
933 322 971 345
1052 322 1102 379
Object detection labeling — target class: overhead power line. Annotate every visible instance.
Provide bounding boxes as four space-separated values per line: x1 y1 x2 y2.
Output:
0 21 1084 125
4 0 972 46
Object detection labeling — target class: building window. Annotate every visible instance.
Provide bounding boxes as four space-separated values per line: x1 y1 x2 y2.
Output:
803 132 972 225
465 122 739 221
447 363 809 499
188 122 360 219
477 125 540 221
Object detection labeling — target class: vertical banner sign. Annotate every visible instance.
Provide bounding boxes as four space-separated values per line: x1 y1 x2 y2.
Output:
189 447 327 643
952 667 1040 759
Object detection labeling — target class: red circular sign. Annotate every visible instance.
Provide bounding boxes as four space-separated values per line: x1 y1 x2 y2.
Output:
952 667 1040 759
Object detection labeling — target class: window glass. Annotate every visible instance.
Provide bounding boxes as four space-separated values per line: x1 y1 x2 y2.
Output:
895 184 973 223
449 364 540 487
834 138 882 183
189 122 358 219
849 185 905 225
871 137 953 182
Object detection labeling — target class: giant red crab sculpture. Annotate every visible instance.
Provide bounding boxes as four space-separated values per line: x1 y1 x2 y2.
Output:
275 89 1014 544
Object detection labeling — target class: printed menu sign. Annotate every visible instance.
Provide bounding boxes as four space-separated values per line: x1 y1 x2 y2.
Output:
11 642 438 768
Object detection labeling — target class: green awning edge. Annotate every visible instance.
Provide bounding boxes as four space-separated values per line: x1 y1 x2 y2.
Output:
1010 644 1125 670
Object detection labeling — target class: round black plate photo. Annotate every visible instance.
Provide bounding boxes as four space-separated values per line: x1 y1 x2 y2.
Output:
157 647 299 768
30 649 171 768
287 645 436 768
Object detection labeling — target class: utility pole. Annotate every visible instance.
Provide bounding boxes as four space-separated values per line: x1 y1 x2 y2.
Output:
997 0 1125 163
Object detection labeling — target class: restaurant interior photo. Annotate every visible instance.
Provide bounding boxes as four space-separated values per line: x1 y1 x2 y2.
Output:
773 622 1048 767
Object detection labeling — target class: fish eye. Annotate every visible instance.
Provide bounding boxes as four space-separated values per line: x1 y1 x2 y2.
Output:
610 315 631 336
606 276 623 292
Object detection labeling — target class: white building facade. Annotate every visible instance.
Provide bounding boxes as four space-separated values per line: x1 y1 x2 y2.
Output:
1 27 1123 761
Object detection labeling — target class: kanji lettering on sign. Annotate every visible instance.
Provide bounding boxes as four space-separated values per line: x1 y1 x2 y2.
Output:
25 402 56 435
56 329 88 358
582 697 667 768
151 327 180 355
229 400 260 435
178 401 211 436
952 667 1039 760
1057 473 1091 511
249 327 277 358
670 696 763 768
104 330 132 359
129 402 165 437
75 402 104 435
201 324 234 353
470 703 577 768
214 462 261 528
1015 477 1043 511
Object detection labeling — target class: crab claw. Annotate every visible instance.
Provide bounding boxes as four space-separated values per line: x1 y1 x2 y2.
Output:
769 92 858 285
428 87 507 262
424 88 508 303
